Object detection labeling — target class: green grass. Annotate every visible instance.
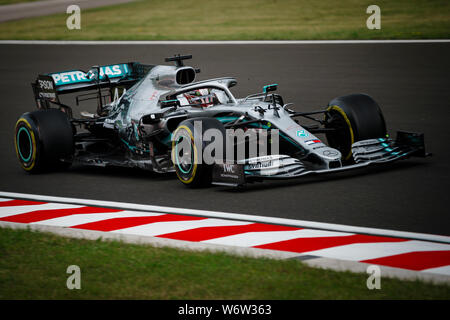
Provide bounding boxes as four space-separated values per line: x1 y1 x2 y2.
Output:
0 0 449 40
0 0 41 5
0 227 449 299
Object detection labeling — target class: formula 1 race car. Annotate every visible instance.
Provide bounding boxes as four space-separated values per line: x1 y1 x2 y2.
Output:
14 54 428 188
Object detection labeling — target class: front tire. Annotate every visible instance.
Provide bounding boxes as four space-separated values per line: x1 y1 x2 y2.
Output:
172 117 225 188
325 93 387 161
14 109 74 173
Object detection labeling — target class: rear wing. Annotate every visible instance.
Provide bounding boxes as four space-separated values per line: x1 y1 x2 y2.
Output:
32 62 154 112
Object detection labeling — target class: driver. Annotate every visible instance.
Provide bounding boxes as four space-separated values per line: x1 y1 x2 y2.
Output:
182 88 216 108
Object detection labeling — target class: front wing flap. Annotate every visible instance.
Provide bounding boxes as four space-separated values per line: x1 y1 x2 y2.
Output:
211 131 428 187
352 131 427 163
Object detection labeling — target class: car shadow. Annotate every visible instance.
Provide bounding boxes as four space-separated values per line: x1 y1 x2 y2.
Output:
68 165 176 182
59 159 429 193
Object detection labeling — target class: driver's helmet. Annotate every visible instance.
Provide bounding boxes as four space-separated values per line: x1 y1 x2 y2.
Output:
183 88 216 108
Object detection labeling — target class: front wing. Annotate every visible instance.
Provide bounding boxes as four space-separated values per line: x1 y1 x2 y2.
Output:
212 131 429 187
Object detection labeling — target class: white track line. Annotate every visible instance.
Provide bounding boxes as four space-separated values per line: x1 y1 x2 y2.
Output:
305 240 450 262
0 40 449 45
31 210 163 227
0 203 83 218
0 191 449 243
111 218 252 237
421 266 450 276
204 229 353 247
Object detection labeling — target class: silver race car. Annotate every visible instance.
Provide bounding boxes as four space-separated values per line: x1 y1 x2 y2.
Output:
15 54 428 187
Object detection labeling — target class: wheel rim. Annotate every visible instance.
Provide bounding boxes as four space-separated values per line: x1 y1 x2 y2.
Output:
172 125 198 184
175 135 194 174
17 126 33 162
325 107 354 161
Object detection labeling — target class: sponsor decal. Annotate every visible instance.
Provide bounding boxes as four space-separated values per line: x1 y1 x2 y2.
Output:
212 163 245 185
38 92 56 99
223 164 235 173
50 64 129 86
296 130 309 137
246 161 273 170
51 70 89 86
305 139 322 145
38 79 54 90
36 76 57 102
247 155 280 163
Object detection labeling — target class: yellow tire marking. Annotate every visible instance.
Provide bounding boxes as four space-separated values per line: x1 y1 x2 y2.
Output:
327 105 355 161
172 125 198 184
14 117 37 171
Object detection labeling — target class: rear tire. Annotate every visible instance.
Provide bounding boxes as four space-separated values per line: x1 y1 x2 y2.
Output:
325 93 387 161
14 109 74 173
172 117 226 188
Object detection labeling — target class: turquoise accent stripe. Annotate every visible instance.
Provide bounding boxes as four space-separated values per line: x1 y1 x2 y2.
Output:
216 116 239 123
120 138 136 151
120 138 149 153
17 127 32 162
248 123 269 129
263 84 278 93
133 123 140 141
279 132 303 149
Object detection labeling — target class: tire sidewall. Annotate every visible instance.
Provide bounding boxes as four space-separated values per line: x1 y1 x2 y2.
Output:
172 123 200 184
14 109 74 173
172 117 225 187
14 114 41 172
326 94 387 161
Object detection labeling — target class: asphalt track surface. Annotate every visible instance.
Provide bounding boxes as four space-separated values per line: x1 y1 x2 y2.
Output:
0 43 449 236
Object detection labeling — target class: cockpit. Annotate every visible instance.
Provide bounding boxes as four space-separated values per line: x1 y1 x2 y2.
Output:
163 84 236 109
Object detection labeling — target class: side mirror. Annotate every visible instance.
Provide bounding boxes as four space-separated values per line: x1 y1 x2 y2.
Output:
263 84 278 93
